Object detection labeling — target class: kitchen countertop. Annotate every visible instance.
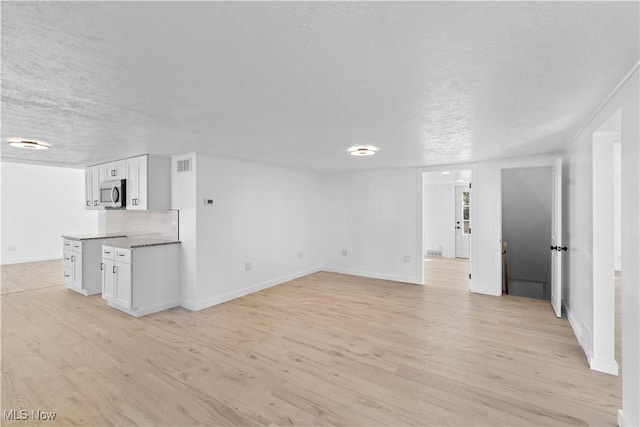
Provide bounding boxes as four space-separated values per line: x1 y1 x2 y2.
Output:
103 237 181 249
62 233 127 241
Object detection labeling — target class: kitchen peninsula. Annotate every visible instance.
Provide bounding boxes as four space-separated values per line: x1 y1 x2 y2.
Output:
62 233 180 317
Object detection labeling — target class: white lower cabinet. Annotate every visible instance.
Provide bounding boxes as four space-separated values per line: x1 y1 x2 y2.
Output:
101 244 179 317
63 239 97 295
63 237 125 296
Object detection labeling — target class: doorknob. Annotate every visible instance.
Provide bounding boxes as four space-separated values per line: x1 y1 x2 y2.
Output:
557 246 568 252
550 245 558 251
456 226 461 229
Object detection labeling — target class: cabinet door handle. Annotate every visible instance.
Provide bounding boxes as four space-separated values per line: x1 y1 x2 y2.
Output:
64 274 70 278
94 200 98 206
71 255 75 262
118 254 125 257
104 250 111 254
100 263 104 271
113 266 117 273
86 200 90 206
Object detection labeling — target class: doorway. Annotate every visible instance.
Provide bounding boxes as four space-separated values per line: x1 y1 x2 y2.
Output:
422 169 471 288
501 167 553 300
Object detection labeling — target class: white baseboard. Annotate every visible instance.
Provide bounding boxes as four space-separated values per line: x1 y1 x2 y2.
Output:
1 255 61 265
565 305 602 372
566 303 583 346
618 409 631 427
589 357 619 376
181 267 321 312
109 300 180 318
321 266 422 285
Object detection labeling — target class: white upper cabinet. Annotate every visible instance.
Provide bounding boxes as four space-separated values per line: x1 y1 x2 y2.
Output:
85 155 169 210
90 166 100 208
126 155 147 210
84 168 92 208
84 165 103 210
126 155 170 211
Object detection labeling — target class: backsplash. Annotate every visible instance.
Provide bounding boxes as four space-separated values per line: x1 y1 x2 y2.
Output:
99 210 179 240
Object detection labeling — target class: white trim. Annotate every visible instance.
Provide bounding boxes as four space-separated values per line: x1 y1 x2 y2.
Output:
182 268 321 312
1 255 61 265
566 305 583 347
67 286 89 296
589 357 619 376
564 61 640 154
618 410 630 427
108 299 180 318
321 266 422 286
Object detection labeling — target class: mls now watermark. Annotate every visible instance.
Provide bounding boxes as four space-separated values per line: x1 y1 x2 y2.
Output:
4 409 56 421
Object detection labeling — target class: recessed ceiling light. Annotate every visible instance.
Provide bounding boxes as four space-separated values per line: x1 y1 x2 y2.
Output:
349 146 377 156
441 171 451 175
7 138 51 150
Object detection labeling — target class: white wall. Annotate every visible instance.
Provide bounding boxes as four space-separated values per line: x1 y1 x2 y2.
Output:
501 167 552 294
1 162 98 264
173 153 324 310
562 66 639 426
323 169 422 284
423 184 455 257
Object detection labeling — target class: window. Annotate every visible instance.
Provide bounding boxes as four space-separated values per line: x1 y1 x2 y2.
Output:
462 191 470 235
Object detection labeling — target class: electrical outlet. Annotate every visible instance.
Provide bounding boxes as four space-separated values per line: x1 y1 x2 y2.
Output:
342 249 348 257
403 255 411 263
244 262 252 271
298 251 303 259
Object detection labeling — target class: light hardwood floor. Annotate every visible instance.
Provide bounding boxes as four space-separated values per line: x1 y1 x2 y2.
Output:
1 259 620 426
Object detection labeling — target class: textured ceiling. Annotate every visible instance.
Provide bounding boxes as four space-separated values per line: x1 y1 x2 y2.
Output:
1 1 638 172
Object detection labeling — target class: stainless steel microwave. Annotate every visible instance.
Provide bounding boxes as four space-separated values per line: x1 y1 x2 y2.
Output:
99 179 126 209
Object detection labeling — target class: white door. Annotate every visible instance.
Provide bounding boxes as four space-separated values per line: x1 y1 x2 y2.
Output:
71 252 83 291
126 156 147 209
550 158 563 318
114 262 132 309
455 185 470 258
102 259 115 302
84 168 92 208
91 166 101 209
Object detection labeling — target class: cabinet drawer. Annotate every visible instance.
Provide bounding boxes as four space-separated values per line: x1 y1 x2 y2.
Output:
114 248 131 264
63 266 73 286
63 239 73 250
71 241 83 252
102 246 115 260
63 250 73 268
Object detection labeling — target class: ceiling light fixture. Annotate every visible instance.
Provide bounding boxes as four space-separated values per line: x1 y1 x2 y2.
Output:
441 171 451 175
7 138 51 150
349 146 377 156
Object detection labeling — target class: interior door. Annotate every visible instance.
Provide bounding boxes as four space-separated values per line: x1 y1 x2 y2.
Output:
455 185 470 258
550 158 563 317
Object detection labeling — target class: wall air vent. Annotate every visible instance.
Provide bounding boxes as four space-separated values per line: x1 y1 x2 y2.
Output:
176 158 192 173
